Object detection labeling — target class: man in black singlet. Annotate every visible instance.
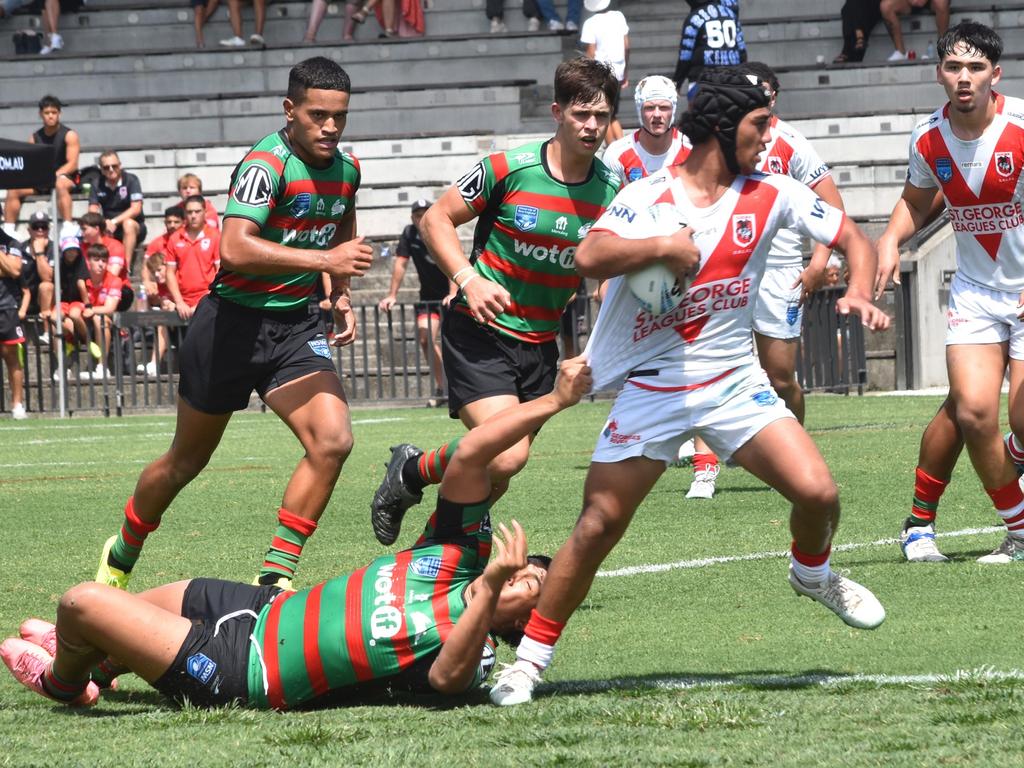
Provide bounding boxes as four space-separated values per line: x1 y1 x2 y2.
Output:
3 95 81 227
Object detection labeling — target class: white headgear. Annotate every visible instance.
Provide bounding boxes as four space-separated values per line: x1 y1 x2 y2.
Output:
633 75 678 126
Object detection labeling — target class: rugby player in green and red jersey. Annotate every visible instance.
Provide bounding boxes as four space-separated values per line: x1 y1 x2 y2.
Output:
371 58 621 545
94 57 374 593
1 357 593 710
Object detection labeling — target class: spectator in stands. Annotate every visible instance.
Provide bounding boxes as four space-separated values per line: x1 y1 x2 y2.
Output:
3 95 81 230
534 0 581 33
486 0 543 33
218 0 266 47
79 212 127 279
0 226 27 420
672 1 746 97
177 174 220 230
833 0 883 63
191 0 217 47
579 0 629 142
350 0 397 37
87 151 146 275
18 212 55 342
38 0 63 54
144 206 185 263
378 199 450 401
82 243 124 380
881 0 948 61
54 237 90 366
138 252 174 376
164 195 220 320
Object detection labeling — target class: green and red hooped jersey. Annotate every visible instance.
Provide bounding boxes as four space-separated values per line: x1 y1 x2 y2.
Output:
216 129 360 311
246 497 496 710
455 140 619 343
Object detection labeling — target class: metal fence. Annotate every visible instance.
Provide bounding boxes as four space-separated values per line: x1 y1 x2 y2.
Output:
0 289 866 417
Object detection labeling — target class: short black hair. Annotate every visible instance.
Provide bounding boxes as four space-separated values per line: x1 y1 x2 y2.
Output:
38 95 63 111
164 205 185 219
937 21 1002 65
742 62 780 95
183 194 206 208
493 554 552 648
554 57 619 110
287 57 352 104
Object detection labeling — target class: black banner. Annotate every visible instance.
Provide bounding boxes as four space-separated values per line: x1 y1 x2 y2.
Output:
0 137 56 190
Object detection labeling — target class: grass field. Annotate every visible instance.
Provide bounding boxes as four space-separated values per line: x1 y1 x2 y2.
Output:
2 394 1024 767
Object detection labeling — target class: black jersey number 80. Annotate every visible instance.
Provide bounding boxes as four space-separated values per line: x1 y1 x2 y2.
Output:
705 19 737 48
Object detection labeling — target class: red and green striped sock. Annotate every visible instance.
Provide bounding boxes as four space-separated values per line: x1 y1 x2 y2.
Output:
259 508 317 582
109 497 160 573
403 437 462 493
41 663 89 702
910 467 948 526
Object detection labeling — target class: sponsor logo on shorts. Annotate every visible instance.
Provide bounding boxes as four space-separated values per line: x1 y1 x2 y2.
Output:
514 205 539 232
996 151 1015 178
732 214 755 247
751 390 778 407
628 167 643 182
602 419 641 445
186 653 218 684
786 302 800 326
947 309 969 328
935 157 953 183
411 555 442 578
307 336 332 359
290 192 312 218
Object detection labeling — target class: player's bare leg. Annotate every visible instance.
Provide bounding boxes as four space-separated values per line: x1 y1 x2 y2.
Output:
457 394 536 503
259 370 352 585
731 417 884 629
755 331 803 422
417 313 444 392
980 355 1024 562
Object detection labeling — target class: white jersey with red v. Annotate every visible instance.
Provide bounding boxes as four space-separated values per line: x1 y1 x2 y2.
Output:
603 128 693 186
585 167 844 391
757 115 833 268
908 92 1024 291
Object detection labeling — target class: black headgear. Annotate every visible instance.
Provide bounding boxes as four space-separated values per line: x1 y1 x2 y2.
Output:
678 67 771 174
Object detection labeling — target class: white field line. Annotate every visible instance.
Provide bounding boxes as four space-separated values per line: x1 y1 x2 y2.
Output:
545 667 1024 696
596 526 1004 578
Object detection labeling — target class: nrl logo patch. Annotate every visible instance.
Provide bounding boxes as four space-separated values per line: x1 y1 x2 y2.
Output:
290 192 311 218
935 157 953 183
514 205 539 232
628 167 643 182
411 555 442 578
732 214 756 248
995 151 1014 177
307 336 332 359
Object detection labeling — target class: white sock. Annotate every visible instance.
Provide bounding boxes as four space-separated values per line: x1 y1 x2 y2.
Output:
516 636 554 671
790 554 830 585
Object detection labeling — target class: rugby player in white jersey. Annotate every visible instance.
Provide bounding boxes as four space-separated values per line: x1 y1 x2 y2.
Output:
490 68 891 706
602 75 691 186
874 22 1024 564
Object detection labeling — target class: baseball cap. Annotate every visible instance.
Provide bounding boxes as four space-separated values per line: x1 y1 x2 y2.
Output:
584 0 610 11
411 198 431 211
29 211 51 227
60 236 81 254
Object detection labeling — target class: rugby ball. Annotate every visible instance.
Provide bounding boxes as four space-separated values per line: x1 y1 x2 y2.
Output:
626 262 687 316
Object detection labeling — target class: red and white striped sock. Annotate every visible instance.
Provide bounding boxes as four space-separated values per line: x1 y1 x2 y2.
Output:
985 479 1024 540
1007 433 1024 466
790 543 831 584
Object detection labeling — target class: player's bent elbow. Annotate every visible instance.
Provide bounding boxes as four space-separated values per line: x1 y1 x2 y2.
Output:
427 665 472 695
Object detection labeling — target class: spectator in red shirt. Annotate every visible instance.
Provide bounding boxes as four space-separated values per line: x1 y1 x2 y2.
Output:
145 206 185 262
165 195 220 320
176 175 220 231
79 212 127 279
82 243 123 379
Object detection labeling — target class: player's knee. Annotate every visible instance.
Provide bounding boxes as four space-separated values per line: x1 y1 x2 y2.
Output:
167 448 213 484
798 477 839 511
954 404 996 439
58 582 105 624
488 446 529 482
572 502 629 548
318 428 353 466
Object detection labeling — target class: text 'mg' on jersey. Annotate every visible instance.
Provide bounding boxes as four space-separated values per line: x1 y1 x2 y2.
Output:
455 140 619 343
217 129 360 311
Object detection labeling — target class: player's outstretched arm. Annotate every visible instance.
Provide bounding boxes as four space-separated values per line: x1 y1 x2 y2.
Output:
439 357 592 503
575 228 699 281
428 521 528 694
874 183 945 298
831 217 890 331
420 186 511 324
797 177 846 302
219 216 372 279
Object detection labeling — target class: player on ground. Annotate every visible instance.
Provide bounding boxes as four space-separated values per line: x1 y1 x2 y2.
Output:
369 58 621 546
1 358 594 710
874 22 1024 564
489 69 891 706
94 57 374 593
602 74 690 186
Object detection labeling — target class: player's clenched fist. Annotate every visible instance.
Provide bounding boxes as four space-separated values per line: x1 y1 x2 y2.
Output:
662 226 700 280
326 236 373 278
553 355 593 407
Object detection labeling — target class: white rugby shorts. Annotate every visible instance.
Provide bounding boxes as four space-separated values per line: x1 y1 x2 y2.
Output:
592 365 795 465
945 272 1024 360
752 265 803 340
